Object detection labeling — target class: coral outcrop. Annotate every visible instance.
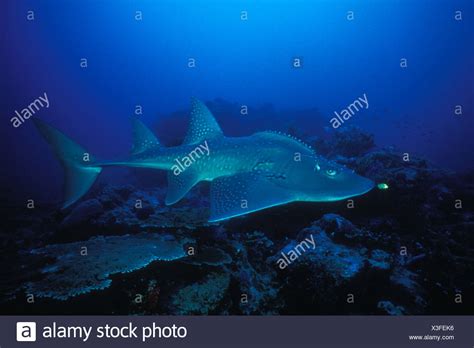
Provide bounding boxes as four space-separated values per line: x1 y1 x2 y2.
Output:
25 233 192 300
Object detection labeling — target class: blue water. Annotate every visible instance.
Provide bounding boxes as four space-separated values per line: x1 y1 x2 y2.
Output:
2 0 473 204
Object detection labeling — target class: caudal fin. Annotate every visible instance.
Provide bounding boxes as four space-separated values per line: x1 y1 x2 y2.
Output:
33 118 102 209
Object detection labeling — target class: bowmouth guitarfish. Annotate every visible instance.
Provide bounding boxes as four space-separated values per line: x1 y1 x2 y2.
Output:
34 98 374 222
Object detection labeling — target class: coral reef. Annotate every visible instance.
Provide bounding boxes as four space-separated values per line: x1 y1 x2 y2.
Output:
169 272 230 315
314 126 375 158
1 104 472 315
25 233 192 300
377 300 406 315
93 186 211 230
272 214 395 313
231 240 282 315
60 199 103 228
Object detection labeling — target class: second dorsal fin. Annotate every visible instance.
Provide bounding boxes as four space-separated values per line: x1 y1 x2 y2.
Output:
182 97 223 145
131 118 161 155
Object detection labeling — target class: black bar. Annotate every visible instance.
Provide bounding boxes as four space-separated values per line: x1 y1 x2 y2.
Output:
4 316 473 347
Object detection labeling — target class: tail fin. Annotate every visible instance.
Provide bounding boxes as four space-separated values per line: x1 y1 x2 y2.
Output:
33 118 102 209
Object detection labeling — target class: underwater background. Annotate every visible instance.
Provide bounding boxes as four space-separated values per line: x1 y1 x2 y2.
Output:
1 0 473 315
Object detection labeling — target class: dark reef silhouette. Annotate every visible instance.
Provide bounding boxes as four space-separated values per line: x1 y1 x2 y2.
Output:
1 99 472 315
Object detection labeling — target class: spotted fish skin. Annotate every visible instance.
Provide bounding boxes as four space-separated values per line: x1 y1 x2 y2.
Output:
34 97 374 221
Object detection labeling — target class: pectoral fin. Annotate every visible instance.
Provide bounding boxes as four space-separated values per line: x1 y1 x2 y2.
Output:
209 172 295 222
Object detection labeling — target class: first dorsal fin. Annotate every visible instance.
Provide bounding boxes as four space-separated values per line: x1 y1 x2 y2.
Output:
131 118 160 155
183 97 223 145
